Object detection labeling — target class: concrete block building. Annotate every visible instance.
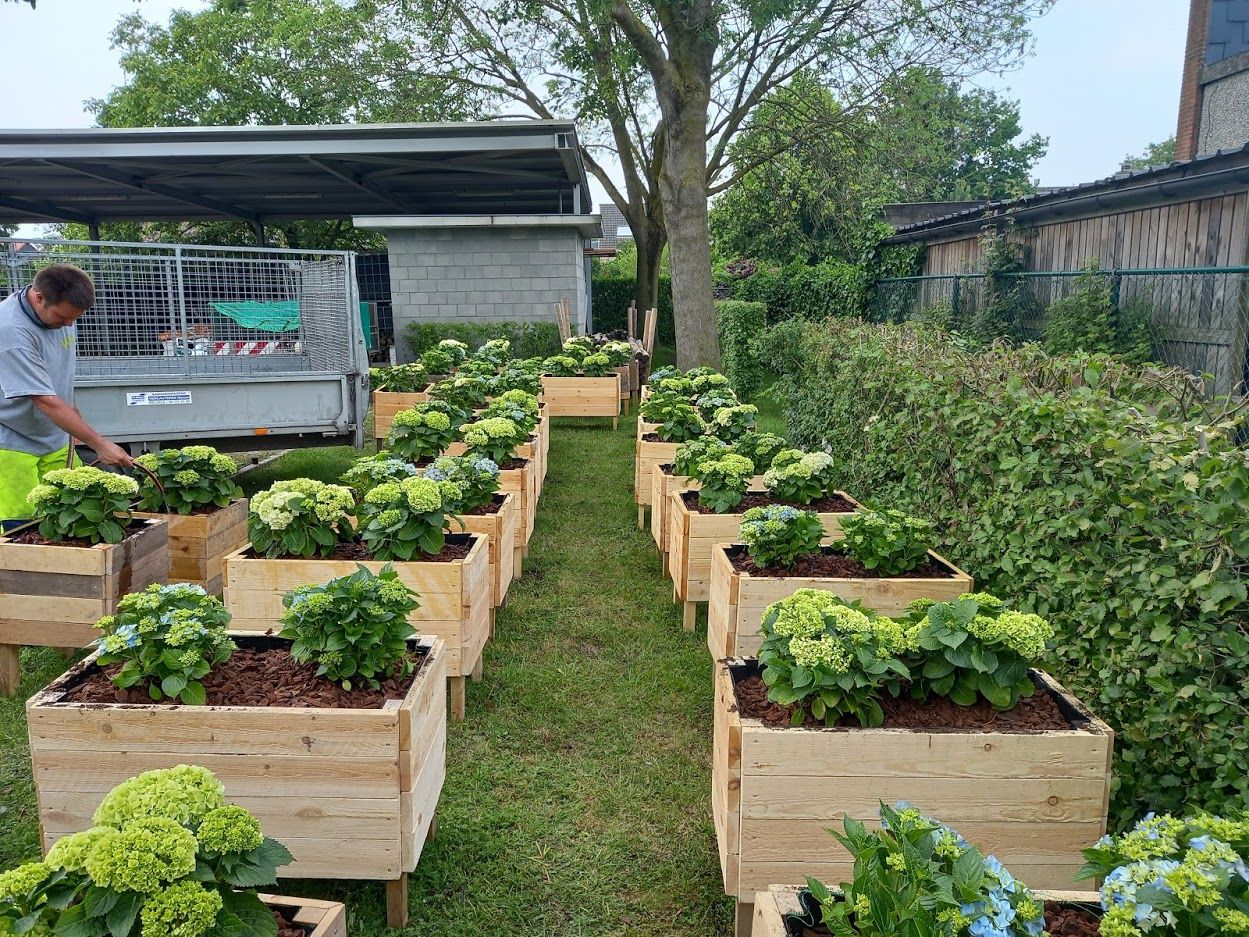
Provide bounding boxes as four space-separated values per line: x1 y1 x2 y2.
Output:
1179 0 1249 158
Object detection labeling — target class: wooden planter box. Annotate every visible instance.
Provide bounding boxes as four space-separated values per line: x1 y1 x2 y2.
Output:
135 498 247 595
540 374 621 427
0 519 169 696
445 435 543 503
668 492 857 631
28 634 446 929
497 459 536 567
633 435 680 528
749 886 1100 937
373 390 430 446
537 411 550 488
223 534 490 721
260 895 348 937
458 493 519 618
714 659 1113 931
708 543 975 659
650 469 768 564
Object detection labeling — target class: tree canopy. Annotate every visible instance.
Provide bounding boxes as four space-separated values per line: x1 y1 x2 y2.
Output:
1122 137 1177 172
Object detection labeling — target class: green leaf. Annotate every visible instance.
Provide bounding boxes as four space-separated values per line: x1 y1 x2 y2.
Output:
82 888 119 920
219 891 277 937
104 893 142 937
180 682 207 706
161 674 187 698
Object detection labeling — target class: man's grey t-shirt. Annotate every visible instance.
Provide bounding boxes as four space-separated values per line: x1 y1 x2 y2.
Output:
0 288 76 455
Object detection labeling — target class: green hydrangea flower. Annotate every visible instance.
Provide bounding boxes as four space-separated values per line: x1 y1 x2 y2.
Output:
0 862 51 900
195 805 263 854
93 765 225 830
85 818 197 892
138 880 224 937
400 477 443 512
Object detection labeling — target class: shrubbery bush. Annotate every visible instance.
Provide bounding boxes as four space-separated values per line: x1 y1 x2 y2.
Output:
404 321 561 360
761 316 1249 824
714 260 872 322
590 276 675 344
715 300 767 398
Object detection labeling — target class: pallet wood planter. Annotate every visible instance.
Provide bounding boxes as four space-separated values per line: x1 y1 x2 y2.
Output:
27 634 447 930
223 534 489 721
134 498 247 595
260 895 348 937
373 389 430 446
668 492 857 631
714 659 1114 934
707 543 975 659
445 435 543 503
634 435 680 527
496 459 537 567
0 519 169 696
540 374 622 428
649 468 768 566
613 365 634 415
749 886 1100 937
457 493 519 619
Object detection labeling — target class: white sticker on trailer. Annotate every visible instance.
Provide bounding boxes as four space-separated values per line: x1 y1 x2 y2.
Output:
126 391 193 406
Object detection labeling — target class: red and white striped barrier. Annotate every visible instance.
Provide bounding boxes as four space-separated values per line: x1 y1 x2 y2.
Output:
212 340 289 355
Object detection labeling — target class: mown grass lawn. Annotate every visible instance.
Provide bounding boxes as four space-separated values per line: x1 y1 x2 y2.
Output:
0 405 736 935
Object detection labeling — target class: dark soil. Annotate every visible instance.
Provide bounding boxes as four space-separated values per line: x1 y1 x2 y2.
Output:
272 907 311 937
245 533 474 563
642 433 664 442
682 490 857 515
59 639 429 709
462 494 508 516
5 518 151 548
726 544 955 580
733 671 1074 731
499 457 530 471
1045 903 1101 936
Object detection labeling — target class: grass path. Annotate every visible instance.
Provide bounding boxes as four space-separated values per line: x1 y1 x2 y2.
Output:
0 413 733 936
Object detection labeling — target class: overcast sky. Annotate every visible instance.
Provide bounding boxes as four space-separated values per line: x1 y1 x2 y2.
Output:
0 0 1191 219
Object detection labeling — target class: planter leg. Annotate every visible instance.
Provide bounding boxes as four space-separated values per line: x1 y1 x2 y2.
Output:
636 504 645 529
385 875 409 929
683 601 697 633
514 550 524 579
425 816 438 843
470 655 483 683
734 900 754 937
489 606 496 639
612 416 618 431
0 644 19 696
56 647 77 658
449 676 466 722
661 552 669 578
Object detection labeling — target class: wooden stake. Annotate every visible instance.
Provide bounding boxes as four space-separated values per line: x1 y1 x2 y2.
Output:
627 300 637 339
385 875 409 929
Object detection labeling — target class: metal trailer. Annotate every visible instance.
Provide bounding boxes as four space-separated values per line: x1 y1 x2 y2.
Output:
2 237 369 452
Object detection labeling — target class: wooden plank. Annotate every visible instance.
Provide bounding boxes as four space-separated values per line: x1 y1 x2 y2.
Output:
540 375 621 417
0 569 108 599
735 859 1089 896
0 539 108 576
634 438 681 506
400 718 446 871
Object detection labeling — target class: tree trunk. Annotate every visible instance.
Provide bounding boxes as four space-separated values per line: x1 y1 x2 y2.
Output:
661 103 719 368
633 222 665 315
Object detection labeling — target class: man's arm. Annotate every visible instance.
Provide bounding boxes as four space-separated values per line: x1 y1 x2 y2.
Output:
30 395 134 467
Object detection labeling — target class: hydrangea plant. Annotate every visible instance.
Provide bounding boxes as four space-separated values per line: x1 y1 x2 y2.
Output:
690 372 731 395
418 347 454 376
473 337 512 368
0 765 292 937
280 565 420 690
481 389 540 435
730 431 787 471
488 364 542 397
96 584 234 705
456 358 499 379
1079 812 1249 936
639 397 706 442
692 453 755 513
385 401 462 463
695 389 739 421
423 455 500 513
758 589 909 726
339 454 421 502
357 476 461 560
739 505 825 569
437 338 470 366
654 376 695 399
542 354 581 376
459 417 522 464
601 340 633 366
27 466 139 545
579 352 614 376
369 362 427 393
672 436 730 477
708 403 758 440
838 508 937 575
646 365 682 383
428 375 490 412
763 448 838 504
900 594 1055 709
562 336 595 360
134 447 241 515
247 478 355 558
793 804 1048 937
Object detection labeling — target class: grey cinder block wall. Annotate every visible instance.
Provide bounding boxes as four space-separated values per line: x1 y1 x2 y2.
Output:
382 226 591 360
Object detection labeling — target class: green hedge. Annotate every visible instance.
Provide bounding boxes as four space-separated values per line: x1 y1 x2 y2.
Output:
591 276 675 344
715 300 767 398
715 261 873 323
758 317 1249 825
403 321 561 360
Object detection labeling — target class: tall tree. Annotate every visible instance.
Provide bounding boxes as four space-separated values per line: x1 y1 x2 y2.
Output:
1122 137 1177 171
407 0 1053 365
75 0 482 250
710 69 1047 265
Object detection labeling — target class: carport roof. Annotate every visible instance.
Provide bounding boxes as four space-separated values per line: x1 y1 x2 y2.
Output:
0 121 593 225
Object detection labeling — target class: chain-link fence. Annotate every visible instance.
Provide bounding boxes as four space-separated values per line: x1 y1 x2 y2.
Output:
2 238 359 379
873 267 1249 396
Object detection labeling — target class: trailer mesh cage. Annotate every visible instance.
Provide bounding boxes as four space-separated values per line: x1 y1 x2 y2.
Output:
1 238 359 379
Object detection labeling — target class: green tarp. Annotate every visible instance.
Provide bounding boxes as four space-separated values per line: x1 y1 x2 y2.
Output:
209 300 300 332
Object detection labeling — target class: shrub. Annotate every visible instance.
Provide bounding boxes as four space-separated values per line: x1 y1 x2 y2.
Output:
690 372 731 395
418 347 455 375
473 338 512 368
591 275 675 343
1080 812 1249 936
370 362 428 393
691 453 755 513
838 508 936 575
280 565 420 690
247 478 355 558
488 364 543 397
579 351 614 376
404 321 561 360
357 476 460 560
1042 262 1156 364
715 300 767 398
340 454 421 502
600 340 634 366
436 338 469 366
764 315 1249 822
758 589 908 726
799 804 1047 936
639 397 705 442
26 466 138 545
647 364 683 384
707 404 758 441
459 417 523 463
423 455 500 513
695 389 739 421
762 448 836 504
96 583 235 705
739 505 824 569
134 446 241 515
672 436 729 476
542 354 580 376
729 431 787 469
717 259 872 323
0 765 292 937
428 375 490 412
385 402 461 463
481 389 541 435
900 593 1054 710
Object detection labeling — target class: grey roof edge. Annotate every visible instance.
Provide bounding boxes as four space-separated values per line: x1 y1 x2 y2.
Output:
883 142 1249 244
0 119 580 141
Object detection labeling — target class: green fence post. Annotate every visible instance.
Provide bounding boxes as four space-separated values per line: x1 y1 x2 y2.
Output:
951 276 961 320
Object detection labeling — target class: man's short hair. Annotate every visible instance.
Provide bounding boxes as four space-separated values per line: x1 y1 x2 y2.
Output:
33 264 95 310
